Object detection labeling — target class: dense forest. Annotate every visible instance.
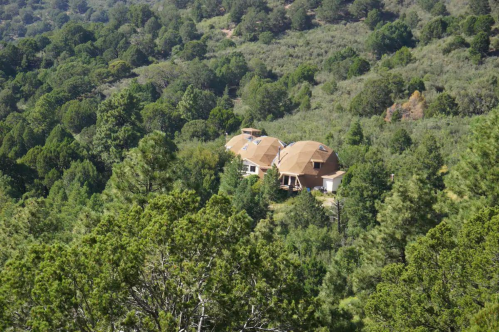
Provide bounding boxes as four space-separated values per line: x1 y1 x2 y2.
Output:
1 0 499 329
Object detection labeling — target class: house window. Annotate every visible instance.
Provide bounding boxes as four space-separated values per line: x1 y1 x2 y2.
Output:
313 162 322 169
283 175 290 185
242 165 249 172
250 166 256 173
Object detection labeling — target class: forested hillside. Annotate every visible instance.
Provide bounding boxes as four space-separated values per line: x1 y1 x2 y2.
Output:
1 0 499 329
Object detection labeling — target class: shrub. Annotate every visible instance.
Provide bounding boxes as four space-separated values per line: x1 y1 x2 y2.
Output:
442 35 469 54
470 31 490 57
291 6 312 31
366 21 414 57
322 80 338 95
364 9 383 30
218 39 236 50
350 77 394 116
181 41 207 60
389 128 412 154
288 63 318 87
259 31 274 44
347 57 370 78
430 2 448 16
391 46 413 67
469 0 491 15
426 92 458 116
404 11 419 29
407 77 426 96
418 0 438 12
349 0 382 19
420 17 448 45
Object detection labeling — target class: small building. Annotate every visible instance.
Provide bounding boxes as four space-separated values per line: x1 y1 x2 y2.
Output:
225 129 285 178
273 141 344 193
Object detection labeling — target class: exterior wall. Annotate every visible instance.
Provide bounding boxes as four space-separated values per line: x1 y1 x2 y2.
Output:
300 174 326 189
323 179 334 193
322 175 344 193
242 160 263 178
331 177 343 192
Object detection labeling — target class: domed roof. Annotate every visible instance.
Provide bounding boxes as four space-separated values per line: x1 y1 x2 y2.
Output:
239 136 285 168
274 141 338 175
225 133 254 155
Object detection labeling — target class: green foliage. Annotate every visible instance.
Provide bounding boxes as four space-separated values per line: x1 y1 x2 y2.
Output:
349 0 382 19
340 148 391 236
0 192 317 331
123 45 150 67
417 0 438 11
243 76 292 120
93 89 143 169
442 35 469 54
347 57 370 78
420 17 448 45
426 92 458 117
430 2 448 16
407 77 426 95
208 107 241 133
469 31 490 61
291 6 312 31
389 128 412 153
219 156 243 196
345 120 364 145
366 21 414 57
258 31 274 44
469 0 491 15
61 99 97 134
321 80 338 95
105 131 177 207
447 109 499 214
366 207 499 331
364 9 383 30
179 119 218 141
288 190 329 229
349 76 394 116
181 40 207 60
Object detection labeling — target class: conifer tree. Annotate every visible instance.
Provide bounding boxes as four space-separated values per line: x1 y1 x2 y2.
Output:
345 120 364 145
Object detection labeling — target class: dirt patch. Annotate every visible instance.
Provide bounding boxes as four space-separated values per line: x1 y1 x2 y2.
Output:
221 28 234 38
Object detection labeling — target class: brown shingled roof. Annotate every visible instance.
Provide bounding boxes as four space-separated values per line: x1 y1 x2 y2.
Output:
226 134 254 155
274 141 338 176
238 136 285 168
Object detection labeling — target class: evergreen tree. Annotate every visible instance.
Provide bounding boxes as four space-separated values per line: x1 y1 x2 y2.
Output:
105 131 177 207
93 89 143 169
219 156 243 196
469 0 491 15
261 165 281 203
389 128 412 154
345 120 364 145
340 148 391 236
288 190 329 229
178 84 203 121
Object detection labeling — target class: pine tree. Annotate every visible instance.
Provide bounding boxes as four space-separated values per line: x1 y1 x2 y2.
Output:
469 0 491 15
219 156 243 196
288 190 329 229
178 84 202 121
104 131 177 207
345 120 364 145
261 165 280 203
